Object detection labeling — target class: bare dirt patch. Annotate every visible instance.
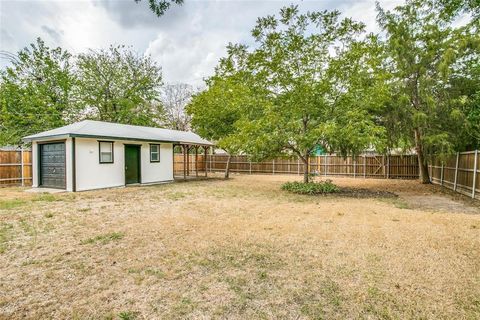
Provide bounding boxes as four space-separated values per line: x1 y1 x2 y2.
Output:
1 174 479 319
334 187 398 198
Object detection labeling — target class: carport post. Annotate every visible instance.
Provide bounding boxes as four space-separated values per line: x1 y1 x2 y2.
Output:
183 145 187 180
195 146 198 177
472 150 478 199
186 145 190 176
454 152 459 191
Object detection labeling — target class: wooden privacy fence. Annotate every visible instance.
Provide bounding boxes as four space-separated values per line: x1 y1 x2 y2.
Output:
0 149 32 186
429 150 480 200
205 154 419 179
1 149 478 200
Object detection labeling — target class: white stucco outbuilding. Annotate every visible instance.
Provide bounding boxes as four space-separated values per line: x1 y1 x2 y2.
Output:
22 120 213 192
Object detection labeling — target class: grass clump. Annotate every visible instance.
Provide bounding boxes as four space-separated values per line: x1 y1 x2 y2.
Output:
80 232 124 245
281 180 339 195
0 222 14 253
0 199 28 210
33 193 59 202
44 212 54 218
380 197 410 209
117 311 139 320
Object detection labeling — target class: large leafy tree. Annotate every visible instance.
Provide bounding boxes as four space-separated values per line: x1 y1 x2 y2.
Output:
190 6 386 182
76 45 164 126
160 83 196 131
445 22 480 151
134 0 183 17
0 38 77 146
438 0 480 19
187 74 259 178
377 0 479 183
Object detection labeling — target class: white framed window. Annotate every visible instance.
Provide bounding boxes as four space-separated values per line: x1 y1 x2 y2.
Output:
99 141 114 163
150 144 160 162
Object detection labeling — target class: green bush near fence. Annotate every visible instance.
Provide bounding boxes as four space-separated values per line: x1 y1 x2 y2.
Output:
281 180 339 195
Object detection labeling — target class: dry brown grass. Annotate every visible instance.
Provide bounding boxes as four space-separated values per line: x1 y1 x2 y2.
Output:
1 174 479 319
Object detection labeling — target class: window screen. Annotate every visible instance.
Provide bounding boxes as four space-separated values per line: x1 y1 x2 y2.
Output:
99 141 114 163
150 144 160 162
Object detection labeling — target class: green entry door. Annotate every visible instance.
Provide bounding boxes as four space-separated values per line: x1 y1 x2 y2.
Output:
125 145 141 184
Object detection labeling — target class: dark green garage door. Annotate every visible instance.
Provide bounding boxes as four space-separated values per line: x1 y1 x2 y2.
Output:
40 142 66 189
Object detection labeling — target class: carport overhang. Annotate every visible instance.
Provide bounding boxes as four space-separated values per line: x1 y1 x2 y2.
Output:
172 143 213 180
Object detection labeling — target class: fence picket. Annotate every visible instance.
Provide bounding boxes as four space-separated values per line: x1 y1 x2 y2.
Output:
20 148 24 187
353 157 356 178
364 155 366 178
454 152 459 191
473 150 478 199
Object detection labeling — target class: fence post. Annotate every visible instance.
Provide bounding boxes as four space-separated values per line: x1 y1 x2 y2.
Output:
210 153 213 173
386 155 390 179
382 155 385 179
353 157 356 178
317 156 320 176
324 155 327 177
454 152 460 191
288 159 290 174
249 160 252 175
364 155 366 178
272 159 275 175
297 158 300 175
326 155 329 176
472 150 478 199
20 147 25 187
440 160 444 186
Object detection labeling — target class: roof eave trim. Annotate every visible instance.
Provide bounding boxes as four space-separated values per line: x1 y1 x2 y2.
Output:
22 134 71 143
22 133 214 146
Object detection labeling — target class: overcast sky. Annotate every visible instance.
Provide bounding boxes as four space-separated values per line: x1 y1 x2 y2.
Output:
0 0 403 85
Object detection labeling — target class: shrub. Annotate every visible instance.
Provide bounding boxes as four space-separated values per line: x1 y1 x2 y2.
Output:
281 180 339 195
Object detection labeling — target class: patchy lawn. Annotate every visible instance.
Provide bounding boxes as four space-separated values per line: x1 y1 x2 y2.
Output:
0 174 479 319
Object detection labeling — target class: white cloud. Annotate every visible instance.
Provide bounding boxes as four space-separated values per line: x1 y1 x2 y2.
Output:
340 0 404 34
144 3 246 85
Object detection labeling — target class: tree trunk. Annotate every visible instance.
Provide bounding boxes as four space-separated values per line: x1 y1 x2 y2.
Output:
303 154 309 183
414 128 430 184
224 154 232 179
